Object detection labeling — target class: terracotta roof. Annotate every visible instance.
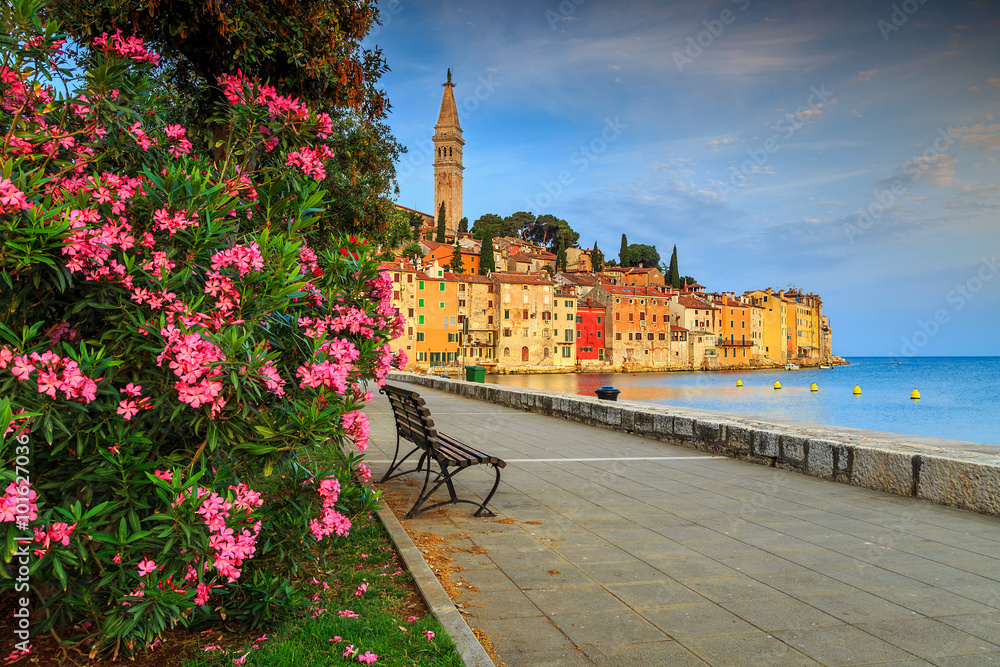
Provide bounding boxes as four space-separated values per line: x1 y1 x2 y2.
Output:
603 286 672 297
453 273 493 284
559 273 600 286
678 296 716 310
670 325 689 332
394 203 433 218
492 272 554 285
421 240 450 251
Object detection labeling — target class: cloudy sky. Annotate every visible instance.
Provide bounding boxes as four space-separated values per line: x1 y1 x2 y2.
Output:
364 0 1000 357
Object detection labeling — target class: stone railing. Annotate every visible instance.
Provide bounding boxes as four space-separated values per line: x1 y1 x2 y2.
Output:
388 372 1000 518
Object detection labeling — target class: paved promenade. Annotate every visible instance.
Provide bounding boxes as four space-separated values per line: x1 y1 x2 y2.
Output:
370 382 1000 666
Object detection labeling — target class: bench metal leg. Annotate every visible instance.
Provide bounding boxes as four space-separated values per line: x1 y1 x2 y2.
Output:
473 464 502 518
379 433 423 483
403 462 501 519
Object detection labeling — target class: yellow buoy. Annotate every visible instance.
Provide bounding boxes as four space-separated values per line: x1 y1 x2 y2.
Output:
774 381 781 390
736 379 743 387
810 383 818 392
910 388 920 400
853 385 862 395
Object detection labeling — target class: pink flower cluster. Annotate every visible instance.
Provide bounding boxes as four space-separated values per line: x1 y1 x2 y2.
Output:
164 124 192 157
156 325 227 417
117 382 152 420
128 120 157 150
0 481 37 523
210 242 264 278
217 71 310 124
0 177 32 214
308 476 351 541
33 522 77 558
299 245 322 278
5 348 98 403
93 29 160 66
341 410 370 453
153 207 198 235
284 145 334 181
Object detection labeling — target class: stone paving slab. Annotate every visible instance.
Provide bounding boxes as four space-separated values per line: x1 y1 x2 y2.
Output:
369 381 1000 666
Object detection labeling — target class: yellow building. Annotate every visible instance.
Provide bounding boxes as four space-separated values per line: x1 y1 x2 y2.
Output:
412 263 460 369
552 286 578 368
744 289 791 364
456 274 496 366
494 273 556 371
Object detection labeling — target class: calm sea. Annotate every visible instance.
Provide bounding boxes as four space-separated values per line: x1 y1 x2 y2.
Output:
485 357 1000 446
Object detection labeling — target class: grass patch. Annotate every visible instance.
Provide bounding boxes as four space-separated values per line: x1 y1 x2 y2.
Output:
180 515 463 667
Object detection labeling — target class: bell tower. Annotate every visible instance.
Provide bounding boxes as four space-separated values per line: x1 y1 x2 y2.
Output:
433 69 464 238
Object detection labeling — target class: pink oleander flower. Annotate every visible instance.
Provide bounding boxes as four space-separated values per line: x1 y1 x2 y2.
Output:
424 630 435 640
137 558 157 576
407 616 418 622
357 651 378 664
355 582 368 596
338 609 358 619
343 645 357 659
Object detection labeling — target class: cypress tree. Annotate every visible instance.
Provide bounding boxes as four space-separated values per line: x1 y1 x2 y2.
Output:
448 239 464 273
619 233 629 267
479 233 495 273
435 202 447 243
592 242 603 272
458 216 469 234
669 245 680 288
556 237 567 272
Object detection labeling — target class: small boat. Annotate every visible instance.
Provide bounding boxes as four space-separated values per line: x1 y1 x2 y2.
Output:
820 365 831 369
784 364 800 370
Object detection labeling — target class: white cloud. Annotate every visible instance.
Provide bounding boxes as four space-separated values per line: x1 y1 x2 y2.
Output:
706 137 736 151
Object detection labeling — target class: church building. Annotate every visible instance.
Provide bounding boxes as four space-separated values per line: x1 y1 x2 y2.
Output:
433 69 463 237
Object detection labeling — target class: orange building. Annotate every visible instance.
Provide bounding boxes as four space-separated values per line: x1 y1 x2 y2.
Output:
716 297 753 367
411 264 461 369
589 285 674 369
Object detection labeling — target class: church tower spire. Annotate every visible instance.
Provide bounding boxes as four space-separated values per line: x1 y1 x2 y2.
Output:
433 69 463 239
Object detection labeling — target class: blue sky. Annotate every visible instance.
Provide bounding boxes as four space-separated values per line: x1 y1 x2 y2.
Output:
365 0 1000 357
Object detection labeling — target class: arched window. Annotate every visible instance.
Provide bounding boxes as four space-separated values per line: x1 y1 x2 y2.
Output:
503 347 510 357
543 347 549 357
521 346 529 362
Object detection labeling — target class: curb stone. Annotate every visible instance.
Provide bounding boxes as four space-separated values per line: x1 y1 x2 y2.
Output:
375 506 495 667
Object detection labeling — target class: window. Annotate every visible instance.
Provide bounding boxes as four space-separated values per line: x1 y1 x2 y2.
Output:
597 331 602 339
658 333 666 340
648 333 654 340
439 302 445 309
416 332 425 342
488 315 494 324
628 313 634 322
521 346 529 362
458 299 466 307
543 347 550 357
418 298 424 307
393 290 400 300
615 313 620 321
523 309 528 319
440 282 445 291
639 312 645 321
418 280 424 290
407 308 414 318
576 315 583 323
458 284 465 292
576 330 582 339
598 348 604 360
503 347 510 357
407 274 413 283
457 314 465 324
562 346 571 358
597 316 602 324
417 351 426 361
393 273 400 282
503 328 511 337
564 330 573 342
447 352 455 362
488 300 493 308
565 300 573 307
407 327 413 336
566 313 573 321
616 332 622 340
418 315 424 325
504 310 510 319
447 333 457 342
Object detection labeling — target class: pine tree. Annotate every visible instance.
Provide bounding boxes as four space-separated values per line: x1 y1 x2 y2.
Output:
619 234 629 267
669 245 680 288
448 239 464 273
458 216 469 234
556 237 567 272
435 202 447 243
591 242 603 272
479 233 495 273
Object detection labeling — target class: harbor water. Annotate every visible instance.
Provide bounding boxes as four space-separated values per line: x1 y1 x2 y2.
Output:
485 357 1000 446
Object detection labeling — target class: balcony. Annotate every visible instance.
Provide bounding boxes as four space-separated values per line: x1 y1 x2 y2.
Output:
717 339 754 347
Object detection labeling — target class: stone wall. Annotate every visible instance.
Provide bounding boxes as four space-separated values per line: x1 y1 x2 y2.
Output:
388 372 1000 518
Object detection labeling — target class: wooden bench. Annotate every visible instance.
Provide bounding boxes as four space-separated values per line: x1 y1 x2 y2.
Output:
378 384 506 519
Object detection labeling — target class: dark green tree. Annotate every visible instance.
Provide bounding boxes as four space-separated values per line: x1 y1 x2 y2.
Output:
471 213 518 240
435 202 446 243
408 210 424 242
591 242 604 272
680 275 698 288
668 245 680 288
505 211 536 239
523 214 578 252
627 243 659 269
479 233 496 273
458 216 469 234
556 237 567 272
448 240 465 274
401 242 423 263
619 234 629 266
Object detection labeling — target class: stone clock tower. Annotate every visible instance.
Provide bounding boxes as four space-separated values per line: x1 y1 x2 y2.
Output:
433 69 463 237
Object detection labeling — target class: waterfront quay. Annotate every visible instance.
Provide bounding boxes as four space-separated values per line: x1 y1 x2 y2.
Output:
371 381 1000 666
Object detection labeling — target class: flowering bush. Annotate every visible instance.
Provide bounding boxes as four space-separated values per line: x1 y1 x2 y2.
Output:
0 0 403 657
